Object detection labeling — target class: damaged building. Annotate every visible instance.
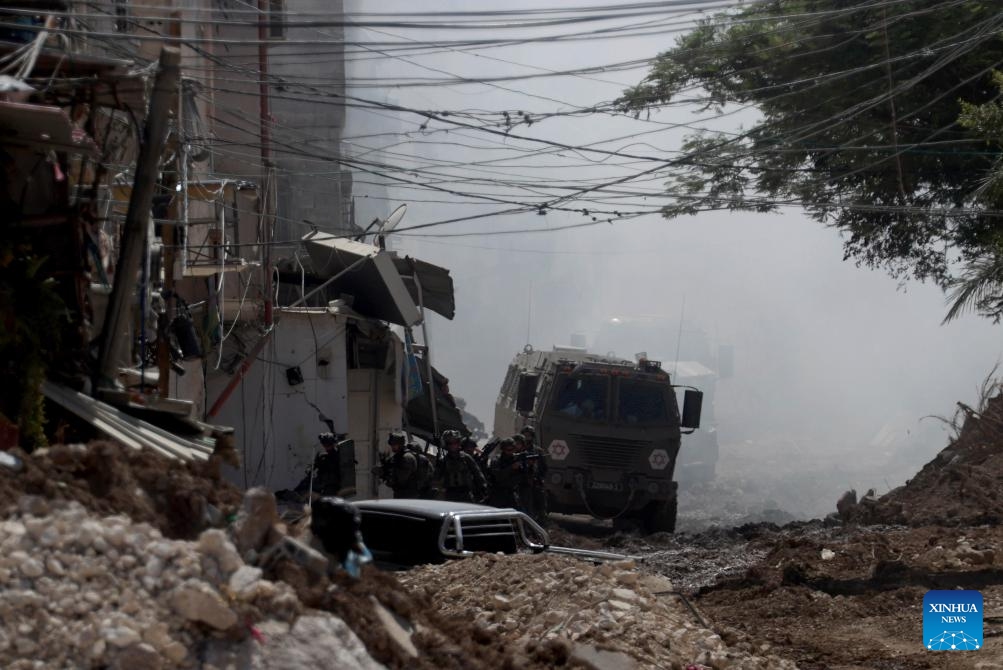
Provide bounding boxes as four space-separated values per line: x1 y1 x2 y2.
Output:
0 0 467 495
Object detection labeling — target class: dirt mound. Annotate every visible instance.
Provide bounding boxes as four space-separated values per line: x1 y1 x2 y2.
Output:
399 552 798 670
840 393 1003 526
0 441 242 539
693 523 1003 668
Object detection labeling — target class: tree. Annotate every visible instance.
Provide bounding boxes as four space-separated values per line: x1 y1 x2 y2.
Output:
944 72 1003 322
619 0 1003 294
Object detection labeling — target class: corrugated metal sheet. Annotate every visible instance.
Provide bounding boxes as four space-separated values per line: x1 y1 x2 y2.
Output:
42 382 214 461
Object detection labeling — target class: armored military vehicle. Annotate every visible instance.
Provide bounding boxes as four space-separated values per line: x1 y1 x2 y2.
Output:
592 316 733 486
494 345 702 533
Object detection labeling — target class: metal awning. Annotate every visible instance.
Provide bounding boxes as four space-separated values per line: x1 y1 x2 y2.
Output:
404 358 468 442
396 256 455 320
302 232 423 327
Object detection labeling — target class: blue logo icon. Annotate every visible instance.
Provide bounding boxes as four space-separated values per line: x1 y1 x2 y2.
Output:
924 590 982 651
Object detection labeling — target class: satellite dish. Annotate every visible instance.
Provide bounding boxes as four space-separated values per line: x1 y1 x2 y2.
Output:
377 204 407 250
380 204 407 235
355 204 408 244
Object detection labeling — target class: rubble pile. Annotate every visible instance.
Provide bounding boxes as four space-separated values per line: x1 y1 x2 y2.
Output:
0 444 567 670
838 393 1003 526
400 553 799 670
0 495 382 670
0 441 243 539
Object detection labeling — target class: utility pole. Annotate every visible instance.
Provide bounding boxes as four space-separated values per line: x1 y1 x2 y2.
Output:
258 0 273 326
95 47 180 395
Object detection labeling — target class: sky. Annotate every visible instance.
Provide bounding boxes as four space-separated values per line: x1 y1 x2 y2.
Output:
338 0 1003 492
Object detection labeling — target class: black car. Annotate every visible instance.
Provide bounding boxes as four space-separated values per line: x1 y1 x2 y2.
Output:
352 499 549 566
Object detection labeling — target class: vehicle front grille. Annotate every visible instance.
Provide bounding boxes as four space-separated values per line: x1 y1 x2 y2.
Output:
444 517 518 553
570 434 652 469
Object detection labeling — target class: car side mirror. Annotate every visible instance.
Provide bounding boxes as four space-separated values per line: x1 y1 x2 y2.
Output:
681 389 703 430
516 373 539 413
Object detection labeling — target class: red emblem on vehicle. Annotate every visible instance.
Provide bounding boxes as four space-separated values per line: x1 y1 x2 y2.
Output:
548 439 570 461
648 448 670 470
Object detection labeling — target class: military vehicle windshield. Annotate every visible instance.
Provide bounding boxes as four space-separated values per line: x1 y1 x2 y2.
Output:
617 379 669 425
551 373 671 426
552 375 608 421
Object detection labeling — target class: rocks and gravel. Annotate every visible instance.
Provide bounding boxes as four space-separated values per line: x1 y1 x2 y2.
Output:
0 496 385 669
0 443 581 670
400 552 799 670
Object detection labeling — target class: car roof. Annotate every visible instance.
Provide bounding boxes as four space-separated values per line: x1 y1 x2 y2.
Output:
352 498 496 518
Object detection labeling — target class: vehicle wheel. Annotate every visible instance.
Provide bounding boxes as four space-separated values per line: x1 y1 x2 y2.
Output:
642 496 677 534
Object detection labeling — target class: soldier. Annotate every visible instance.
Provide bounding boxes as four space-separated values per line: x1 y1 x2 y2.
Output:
295 433 344 498
521 425 549 522
487 437 520 508
386 431 420 498
436 430 487 502
460 435 488 487
460 436 482 461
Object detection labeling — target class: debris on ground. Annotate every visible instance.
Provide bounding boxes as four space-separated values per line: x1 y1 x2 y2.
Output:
400 552 799 670
689 522 1003 669
0 441 242 539
0 442 587 669
0 496 380 670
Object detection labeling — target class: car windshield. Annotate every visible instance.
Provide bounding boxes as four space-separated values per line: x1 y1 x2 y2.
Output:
553 375 608 421
617 379 668 424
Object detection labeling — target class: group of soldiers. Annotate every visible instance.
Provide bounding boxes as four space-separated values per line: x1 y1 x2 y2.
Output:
378 426 548 522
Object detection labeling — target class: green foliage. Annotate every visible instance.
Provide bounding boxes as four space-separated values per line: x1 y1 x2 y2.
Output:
943 71 1003 322
0 243 67 450
620 0 1003 289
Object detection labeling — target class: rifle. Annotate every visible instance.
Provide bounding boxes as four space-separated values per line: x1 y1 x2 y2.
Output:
373 453 393 486
514 452 542 470
480 438 500 462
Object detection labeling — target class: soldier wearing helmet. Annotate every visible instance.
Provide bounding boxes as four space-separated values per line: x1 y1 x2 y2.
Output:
487 437 520 508
460 436 482 460
436 430 486 502
294 432 344 498
385 431 419 499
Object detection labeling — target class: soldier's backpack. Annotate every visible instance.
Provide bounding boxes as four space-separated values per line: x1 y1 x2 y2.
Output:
408 445 434 493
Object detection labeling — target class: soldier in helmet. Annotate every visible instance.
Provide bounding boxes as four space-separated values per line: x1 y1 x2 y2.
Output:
385 431 420 498
487 437 520 508
460 436 482 461
436 430 487 502
294 433 344 498
460 435 488 485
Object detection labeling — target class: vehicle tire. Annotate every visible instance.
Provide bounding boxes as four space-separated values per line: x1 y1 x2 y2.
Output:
641 496 677 534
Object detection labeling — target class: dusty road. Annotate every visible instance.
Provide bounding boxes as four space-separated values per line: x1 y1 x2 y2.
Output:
597 521 1003 669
